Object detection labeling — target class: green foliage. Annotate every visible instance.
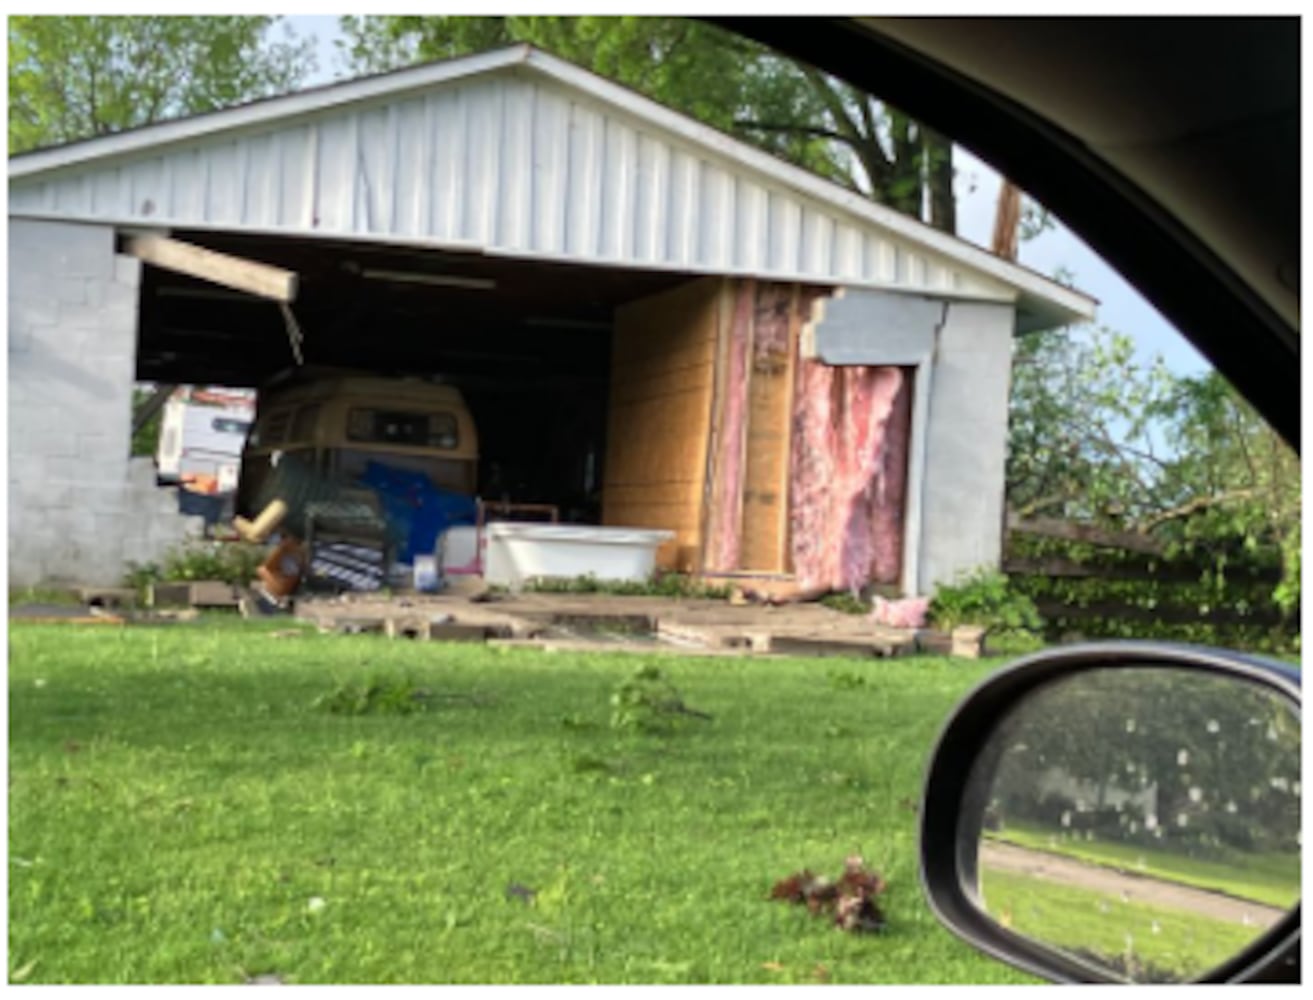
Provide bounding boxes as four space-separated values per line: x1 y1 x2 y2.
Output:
1006 532 1298 654
1007 326 1300 621
523 573 731 600
988 668 1301 860
820 592 870 615
9 586 82 607
609 664 709 734
130 387 163 457
123 542 266 600
1273 522 1300 616
338 15 957 232
313 676 432 716
162 542 265 586
9 16 315 153
929 569 1043 633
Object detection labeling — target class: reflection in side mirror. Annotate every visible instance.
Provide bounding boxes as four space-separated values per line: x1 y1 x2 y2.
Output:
962 666 1300 984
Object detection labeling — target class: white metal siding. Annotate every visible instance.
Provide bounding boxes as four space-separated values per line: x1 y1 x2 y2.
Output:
10 69 1017 302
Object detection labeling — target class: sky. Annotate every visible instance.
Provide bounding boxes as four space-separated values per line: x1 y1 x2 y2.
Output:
284 13 1209 377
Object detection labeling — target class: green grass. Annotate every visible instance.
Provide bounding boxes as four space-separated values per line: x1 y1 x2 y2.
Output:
9 586 82 607
7 620 1035 985
979 868 1266 982
991 822 1300 910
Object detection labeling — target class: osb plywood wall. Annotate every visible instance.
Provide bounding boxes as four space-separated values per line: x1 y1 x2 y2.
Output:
602 277 724 571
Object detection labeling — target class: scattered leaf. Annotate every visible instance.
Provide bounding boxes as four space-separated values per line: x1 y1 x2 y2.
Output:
10 959 38 982
306 896 326 914
761 961 785 973
769 856 887 934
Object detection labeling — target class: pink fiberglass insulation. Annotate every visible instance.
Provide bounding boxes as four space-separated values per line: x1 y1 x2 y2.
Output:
704 280 755 572
870 371 912 585
789 362 908 593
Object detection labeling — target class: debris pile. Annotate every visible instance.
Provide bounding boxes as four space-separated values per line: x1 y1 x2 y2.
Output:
769 855 887 934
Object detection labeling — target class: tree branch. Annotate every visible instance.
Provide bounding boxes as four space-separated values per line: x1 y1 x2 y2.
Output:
733 119 857 147
1135 489 1257 532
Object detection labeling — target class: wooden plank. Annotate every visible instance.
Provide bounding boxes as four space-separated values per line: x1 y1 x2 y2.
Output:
702 279 756 573
124 234 298 302
1007 555 1281 583
769 635 906 659
131 383 178 435
1003 556 1281 583
1006 513 1163 555
739 281 797 573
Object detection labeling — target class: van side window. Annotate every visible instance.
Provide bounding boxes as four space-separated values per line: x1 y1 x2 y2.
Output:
347 408 459 448
213 417 251 435
290 404 321 442
259 409 291 446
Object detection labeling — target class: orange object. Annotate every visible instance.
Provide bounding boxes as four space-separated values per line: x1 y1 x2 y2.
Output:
256 538 306 599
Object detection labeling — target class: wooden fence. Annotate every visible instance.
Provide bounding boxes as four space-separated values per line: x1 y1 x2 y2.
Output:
1003 514 1291 639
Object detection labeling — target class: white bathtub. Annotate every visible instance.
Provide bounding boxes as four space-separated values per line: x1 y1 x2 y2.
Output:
482 523 674 589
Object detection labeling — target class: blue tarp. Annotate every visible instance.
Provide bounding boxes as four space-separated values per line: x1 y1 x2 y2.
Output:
357 460 477 564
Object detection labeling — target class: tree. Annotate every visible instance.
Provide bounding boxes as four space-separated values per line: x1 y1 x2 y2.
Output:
1006 324 1301 611
338 15 957 233
8 16 316 154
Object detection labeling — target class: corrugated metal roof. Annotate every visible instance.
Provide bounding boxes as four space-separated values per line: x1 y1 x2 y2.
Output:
8 45 1094 330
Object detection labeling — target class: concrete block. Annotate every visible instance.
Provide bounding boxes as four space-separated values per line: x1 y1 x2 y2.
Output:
114 255 142 286
57 277 88 306
54 226 115 280
77 433 117 461
149 581 240 608
103 283 139 311
10 295 59 327
950 625 988 659
10 219 113 280
77 586 138 608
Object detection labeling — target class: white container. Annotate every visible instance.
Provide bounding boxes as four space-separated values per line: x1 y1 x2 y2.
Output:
482 523 674 590
413 555 439 593
440 525 482 576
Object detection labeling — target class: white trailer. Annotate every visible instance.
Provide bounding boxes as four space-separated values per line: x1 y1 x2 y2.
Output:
155 387 255 490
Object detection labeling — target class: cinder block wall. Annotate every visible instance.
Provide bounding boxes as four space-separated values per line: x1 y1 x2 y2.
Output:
8 218 203 587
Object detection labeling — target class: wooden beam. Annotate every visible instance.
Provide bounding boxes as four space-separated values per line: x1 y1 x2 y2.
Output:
1006 513 1163 555
124 235 298 302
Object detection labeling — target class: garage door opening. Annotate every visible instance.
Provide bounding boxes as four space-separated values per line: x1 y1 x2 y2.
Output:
130 230 693 533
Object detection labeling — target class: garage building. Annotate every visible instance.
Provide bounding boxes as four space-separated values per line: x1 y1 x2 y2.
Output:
8 45 1094 591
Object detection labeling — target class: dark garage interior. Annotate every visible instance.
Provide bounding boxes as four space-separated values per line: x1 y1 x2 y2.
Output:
130 230 693 522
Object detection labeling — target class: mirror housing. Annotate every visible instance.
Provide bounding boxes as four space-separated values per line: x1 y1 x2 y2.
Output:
919 642 1301 984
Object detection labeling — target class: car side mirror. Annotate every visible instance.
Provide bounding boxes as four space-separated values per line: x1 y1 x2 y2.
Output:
918 642 1301 984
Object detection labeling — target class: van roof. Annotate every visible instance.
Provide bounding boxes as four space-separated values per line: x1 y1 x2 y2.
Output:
261 371 468 409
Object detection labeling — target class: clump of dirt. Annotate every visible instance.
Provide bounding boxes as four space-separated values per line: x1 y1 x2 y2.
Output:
770 855 887 933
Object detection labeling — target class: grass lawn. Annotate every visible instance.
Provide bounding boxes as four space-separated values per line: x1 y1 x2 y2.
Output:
990 823 1300 910
7 618 1037 985
979 868 1265 982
